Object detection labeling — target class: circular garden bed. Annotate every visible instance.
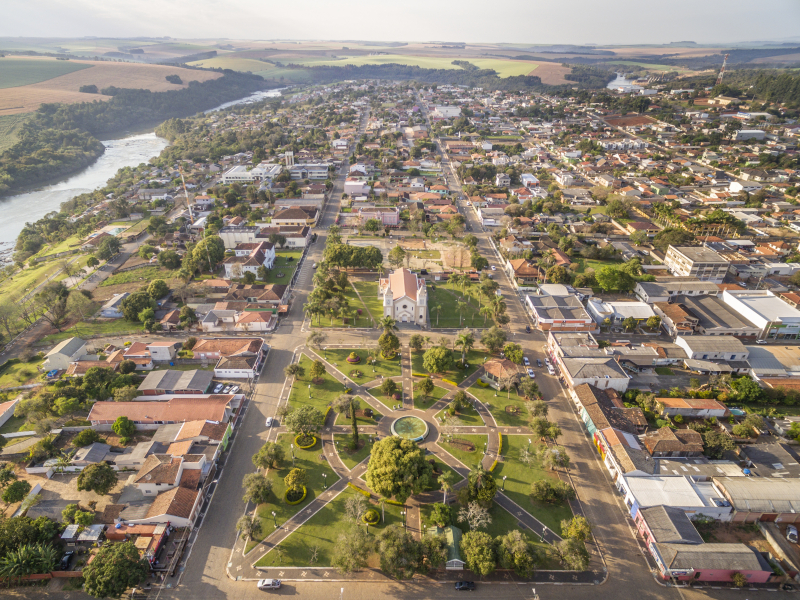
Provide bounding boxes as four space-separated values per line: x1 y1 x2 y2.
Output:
285 486 307 505
295 434 318 449
348 369 364 378
346 352 361 364
362 508 380 525
505 405 521 415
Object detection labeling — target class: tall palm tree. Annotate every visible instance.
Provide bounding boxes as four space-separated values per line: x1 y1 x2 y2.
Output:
456 299 467 326
304 300 324 326
377 316 398 334
455 330 475 365
433 304 442 326
480 305 493 325
490 295 507 322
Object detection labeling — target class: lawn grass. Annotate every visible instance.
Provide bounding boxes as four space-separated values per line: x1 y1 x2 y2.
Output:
410 348 488 385
421 455 463 494
655 367 675 376
0 357 42 388
0 261 66 304
31 235 83 259
438 434 487 468
262 250 303 285
247 433 338 553
333 400 383 426
253 488 404 566
413 383 449 410
38 320 142 345
492 435 574 536
367 385 398 411
435 396 484 426
0 414 29 436
468 384 529 429
311 288 372 328
323 348 401 379
428 284 486 329
287 354 347 413
573 258 622 274
99 266 180 287
333 434 373 470
351 281 383 322
0 57 92 88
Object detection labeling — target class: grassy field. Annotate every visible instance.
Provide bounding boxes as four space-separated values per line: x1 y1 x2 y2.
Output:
604 60 693 74
99 266 180 287
0 113 30 151
492 435 574 535
333 401 382 426
468 384 529 429
428 280 492 329
367 385 397 412
38 319 142 345
0 357 42 389
288 54 540 77
0 57 92 88
435 396 484 426
413 383 449 410
323 348 401 379
262 250 303 285
573 258 622 274
439 433 488 468
410 348 488 385
288 354 349 414
351 281 383 322
31 235 83 260
253 488 405 567
0 260 68 304
187 56 312 83
248 433 338 553
333 434 373 470
310 288 371 328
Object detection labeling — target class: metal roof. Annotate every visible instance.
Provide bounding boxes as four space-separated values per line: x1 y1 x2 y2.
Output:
656 543 770 572
715 477 800 513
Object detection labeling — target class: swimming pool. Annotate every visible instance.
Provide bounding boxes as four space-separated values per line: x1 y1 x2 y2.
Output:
729 409 746 416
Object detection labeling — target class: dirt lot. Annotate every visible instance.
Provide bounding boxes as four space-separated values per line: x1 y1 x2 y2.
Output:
0 60 222 115
605 115 658 127
527 62 571 85
694 521 778 556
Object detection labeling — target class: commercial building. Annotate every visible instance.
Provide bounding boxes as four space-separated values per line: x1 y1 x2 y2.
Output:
137 370 214 396
714 477 800 523
721 289 800 340
634 281 719 303
619 475 733 520
664 246 729 283
675 336 749 362
586 299 655 325
665 295 761 338
525 295 597 332
650 543 772 583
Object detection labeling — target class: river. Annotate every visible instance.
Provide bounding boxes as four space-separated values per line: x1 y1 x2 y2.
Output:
0 87 284 253
606 72 642 93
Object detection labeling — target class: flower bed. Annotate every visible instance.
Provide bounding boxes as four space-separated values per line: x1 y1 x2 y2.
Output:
285 486 307 505
348 369 364 378
346 352 361 364
295 434 318 449
362 508 380 525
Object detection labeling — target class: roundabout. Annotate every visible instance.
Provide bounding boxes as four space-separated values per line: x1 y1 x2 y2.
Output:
390 415 429 442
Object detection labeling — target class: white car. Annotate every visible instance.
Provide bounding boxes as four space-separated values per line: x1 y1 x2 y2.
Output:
257 579 281 590
527 368 535 379
213 384 224 394
756 339 767 345
491 265 497 271
523 357 530 366
265 417 273 428
547 366 556 376
229 385 240 394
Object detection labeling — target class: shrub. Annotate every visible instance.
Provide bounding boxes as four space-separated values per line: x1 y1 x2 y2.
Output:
347 482 371 497
362 508 380 524
489 460 498 472
284 486 307 505
497 433 503 456
442 378 458 386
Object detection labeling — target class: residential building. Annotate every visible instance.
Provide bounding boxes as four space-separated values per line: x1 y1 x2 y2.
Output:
192 337 267 378
641 427 704 457
88 396 238 427
721 289 800 340
525 295 597 332
651 543 772 583
137 370 214 396
100 293 129 318
664 246 729 283
635 505 705 548
271 207 318 226
570 383 645 434
43 337 87 371
634 281 719 303
594 427 657 481
506 259 543 286
586 299 655 325
560 358 630 392
378 268 427 325
657 398 729 419
479 359 523 390
146 341 180 361
222 242 275 279
358 206 400 226
675 336 749 362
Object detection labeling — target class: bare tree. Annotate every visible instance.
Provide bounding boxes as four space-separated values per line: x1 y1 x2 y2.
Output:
457 501 492 531
541 445 571 471
344 494 367 524
440 415 464 441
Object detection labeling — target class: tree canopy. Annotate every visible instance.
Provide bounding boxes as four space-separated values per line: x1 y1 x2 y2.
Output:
365 437 434 503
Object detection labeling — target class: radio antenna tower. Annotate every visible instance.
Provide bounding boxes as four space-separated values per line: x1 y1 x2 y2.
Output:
715 54 730 86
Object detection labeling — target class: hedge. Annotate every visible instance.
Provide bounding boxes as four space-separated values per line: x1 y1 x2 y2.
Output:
382 498 405 506
497 433 503 456
475 379 489 388
348 482 371 498
489 460 498 472
324 406 332 422
441 378 458 386
412 372 428 378
295 434 317 449
284 486 307 505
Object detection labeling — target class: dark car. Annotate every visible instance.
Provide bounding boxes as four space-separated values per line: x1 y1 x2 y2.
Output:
525 325 531 333
536 359 543 368
455 581 476 591
59 551 75 571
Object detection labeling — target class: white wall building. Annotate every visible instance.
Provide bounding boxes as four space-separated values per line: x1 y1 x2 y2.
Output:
721 289 800 340
379 268 428 325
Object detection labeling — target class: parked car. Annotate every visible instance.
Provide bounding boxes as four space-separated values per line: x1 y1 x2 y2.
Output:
756 339 768 345
229 385 240 394
525 325 531 333
455 581 476 591
490 265 496 271
523 357 530 366
266 417 273 428
223 386 232 394
213 384 224 394
547 366 556 376
787 525 798 544
59 551 75 571
257 579 281 591
527 368 535 379
312 263 318 269
536 359 543 368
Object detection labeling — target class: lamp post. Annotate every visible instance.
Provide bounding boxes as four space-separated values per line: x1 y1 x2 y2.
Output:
290 443 295 467
308 384 311 398
322 473 327 489
272 511 278 529
502 475 507 490
400 510 406 529
528 438 532 452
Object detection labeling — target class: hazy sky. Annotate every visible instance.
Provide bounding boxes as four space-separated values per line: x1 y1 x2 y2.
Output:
3 0 799 45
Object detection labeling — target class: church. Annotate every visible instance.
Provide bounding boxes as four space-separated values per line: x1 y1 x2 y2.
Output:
379 268 428 325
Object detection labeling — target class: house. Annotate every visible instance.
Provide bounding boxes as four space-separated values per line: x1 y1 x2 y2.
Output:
570 383 645 433
159 310 181 331
127 486 202 529
561 358 630 392
223 284 290 308
715 477 800 523
88 395 238 427
427 526 465 570
0 398 18 429
664 246 729 284
123 342 155 370
650 543 772 583
146 341 180 361
271 207 318 227
378 268 427 325
635 505 705 549
653 302 700 337
525 295 597 332
100 293 129 318
521 173 539 188
358 206 400 226
222 242 275 279
641 427 704 457
479 359 522 389
494 173 511 187
43 337 87 370
594 427 656 481
137 370 214 396
657 398 729 419
506 259 543 286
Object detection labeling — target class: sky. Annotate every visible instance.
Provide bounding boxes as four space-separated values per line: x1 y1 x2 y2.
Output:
3 0 800 45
